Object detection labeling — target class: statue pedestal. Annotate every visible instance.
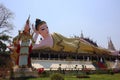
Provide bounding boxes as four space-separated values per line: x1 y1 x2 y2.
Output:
12 66 38 78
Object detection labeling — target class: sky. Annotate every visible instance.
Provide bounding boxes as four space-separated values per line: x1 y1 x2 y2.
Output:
0 0 120 50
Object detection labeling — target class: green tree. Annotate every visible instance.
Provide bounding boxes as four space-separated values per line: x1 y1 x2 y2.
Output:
0 4 14 54
0 5 14 79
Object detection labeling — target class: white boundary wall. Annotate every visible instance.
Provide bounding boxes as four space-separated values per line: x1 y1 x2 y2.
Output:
31 59 96 70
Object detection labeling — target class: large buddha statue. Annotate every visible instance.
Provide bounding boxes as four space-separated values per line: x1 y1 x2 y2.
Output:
32 19 110 55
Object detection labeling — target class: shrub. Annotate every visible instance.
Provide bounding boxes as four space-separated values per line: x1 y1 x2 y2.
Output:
108 69 114 75
50 73 64 80
40 71 49 77
37 68 44 74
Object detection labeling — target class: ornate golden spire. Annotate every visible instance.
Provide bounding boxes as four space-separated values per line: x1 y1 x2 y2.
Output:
26 15 30 24
108 37 116 50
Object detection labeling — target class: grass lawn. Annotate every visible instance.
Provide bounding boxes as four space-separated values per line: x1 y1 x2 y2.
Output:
28 73 120 80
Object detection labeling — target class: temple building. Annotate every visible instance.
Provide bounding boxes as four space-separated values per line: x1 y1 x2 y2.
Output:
30 33 120 71
11 18 120 71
